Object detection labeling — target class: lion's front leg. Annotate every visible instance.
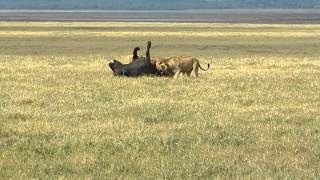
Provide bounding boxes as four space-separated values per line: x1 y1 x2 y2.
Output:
173 69 182 79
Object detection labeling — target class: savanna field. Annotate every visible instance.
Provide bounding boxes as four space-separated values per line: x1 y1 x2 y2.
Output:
0 22 320 178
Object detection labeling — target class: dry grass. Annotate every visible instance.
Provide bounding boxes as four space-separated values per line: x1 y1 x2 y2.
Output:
0 22 320 179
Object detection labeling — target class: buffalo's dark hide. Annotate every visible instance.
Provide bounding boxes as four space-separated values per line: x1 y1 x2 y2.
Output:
108 59 159 77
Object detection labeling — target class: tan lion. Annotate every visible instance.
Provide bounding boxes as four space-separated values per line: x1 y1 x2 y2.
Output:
122 47 164 68
159 56 210 78
122 47 141 64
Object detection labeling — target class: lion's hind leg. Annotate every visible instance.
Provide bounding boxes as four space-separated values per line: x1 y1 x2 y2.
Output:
193 60 199 77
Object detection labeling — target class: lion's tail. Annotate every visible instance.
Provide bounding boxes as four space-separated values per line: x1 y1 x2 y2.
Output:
197 59 210 71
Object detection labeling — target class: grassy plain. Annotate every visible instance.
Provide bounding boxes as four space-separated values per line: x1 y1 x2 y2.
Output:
0 22 320 179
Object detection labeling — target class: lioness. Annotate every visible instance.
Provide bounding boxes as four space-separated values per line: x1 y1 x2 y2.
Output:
122 47 141 64
159 56 210 78
122 47 164 67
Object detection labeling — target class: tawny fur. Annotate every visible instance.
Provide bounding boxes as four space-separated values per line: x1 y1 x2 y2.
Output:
159 56 210 78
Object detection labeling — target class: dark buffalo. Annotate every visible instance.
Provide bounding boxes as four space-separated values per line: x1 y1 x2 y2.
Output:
108 41 160 77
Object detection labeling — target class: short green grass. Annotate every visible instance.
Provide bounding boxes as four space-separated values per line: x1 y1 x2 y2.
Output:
0 22 320 179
